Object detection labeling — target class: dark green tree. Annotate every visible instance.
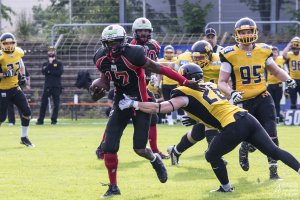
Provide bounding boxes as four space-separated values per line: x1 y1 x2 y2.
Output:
1 3 15 25
180 0 213 33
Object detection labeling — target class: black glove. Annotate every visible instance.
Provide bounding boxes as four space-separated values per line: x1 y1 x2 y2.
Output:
3 69 14 77
19 75 26 85
181 115 197 126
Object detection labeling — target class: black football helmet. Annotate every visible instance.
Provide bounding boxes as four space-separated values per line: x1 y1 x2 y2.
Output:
101 24 127 57
0 32 16 53
163 45 175 60
191 40 213 68
234 17 258 44
179 63 203 81
132 17 153 43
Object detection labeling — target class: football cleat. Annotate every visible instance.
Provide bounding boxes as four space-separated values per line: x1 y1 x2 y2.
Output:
167 146 180 166
151 153 168 183
96 148 104 160
239 142 249 171
101 184 121 198
20 137 35 147
210 186 234 193
269 165 282 180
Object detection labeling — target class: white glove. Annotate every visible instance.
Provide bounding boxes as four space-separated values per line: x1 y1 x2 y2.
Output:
119 94 139 110
150 75 158 87
286 79 296 89
4 69 14 77
231 91 244 104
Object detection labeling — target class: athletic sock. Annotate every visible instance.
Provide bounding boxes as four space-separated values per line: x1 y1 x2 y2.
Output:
221 182 232 191
176 133 194 153
21 126 28 138
298 168 300 175
149 125 159 153
104 153 118 185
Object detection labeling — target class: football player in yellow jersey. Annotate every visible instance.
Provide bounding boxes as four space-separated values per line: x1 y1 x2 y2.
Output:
119 63 300 192
218 17 296 179
166 40 223 166
283 36 300 109
158 45 179 125
0 32 34 147
267 46 286 122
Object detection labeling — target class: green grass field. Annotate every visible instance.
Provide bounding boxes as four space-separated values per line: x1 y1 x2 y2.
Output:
0 119 299 200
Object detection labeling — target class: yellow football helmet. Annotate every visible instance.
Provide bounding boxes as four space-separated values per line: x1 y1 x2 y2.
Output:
0 32 17 54
191 40 212 68
234 17 258 44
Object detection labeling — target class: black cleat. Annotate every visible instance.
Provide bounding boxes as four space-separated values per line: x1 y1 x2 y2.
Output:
151 153 168 183
35 121 44 125
167 146 180 166
269 165 282 180
101 184 121 198
239 142 249 171
51 121 57 125
210 186 234 193
96 148 104 160
20 137 35 147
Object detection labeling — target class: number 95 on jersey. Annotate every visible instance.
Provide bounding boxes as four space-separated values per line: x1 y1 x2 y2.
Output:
284 110 300 126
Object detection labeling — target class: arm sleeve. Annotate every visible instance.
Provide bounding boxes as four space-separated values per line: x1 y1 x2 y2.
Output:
220 62 232 73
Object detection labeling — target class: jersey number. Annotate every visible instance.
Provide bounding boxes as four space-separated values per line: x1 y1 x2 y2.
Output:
291 60 300 71
105 71 129 86
7 62 20 76
240 65 262 84
202 85 226 105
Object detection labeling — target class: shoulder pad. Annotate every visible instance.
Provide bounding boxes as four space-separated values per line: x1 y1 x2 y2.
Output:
222 46 235 54
15 47 25 57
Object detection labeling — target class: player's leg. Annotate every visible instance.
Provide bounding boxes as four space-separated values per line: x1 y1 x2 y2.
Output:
167 123 205 165
11 89 34 147
273 84 283 122
0 89 9 126
161 84 175 125
36 88 50 125
50 87 61 125
289 85 297 109
101 106 130 198
205 112 249 192
7 101 16 125
256 95 280 179
133 110 168 183
246 114 300 175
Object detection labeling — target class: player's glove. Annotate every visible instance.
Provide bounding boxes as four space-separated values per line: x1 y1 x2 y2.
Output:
286 79 296 89
231 91 244 104
89 85 106 101
181 115 197 126
119 94 139 110
3 69 14 77
19 75 26 85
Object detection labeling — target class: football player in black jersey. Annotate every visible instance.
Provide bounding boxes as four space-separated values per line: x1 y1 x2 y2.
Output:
92 24 198 198
128 17 169 159
119 63 300 193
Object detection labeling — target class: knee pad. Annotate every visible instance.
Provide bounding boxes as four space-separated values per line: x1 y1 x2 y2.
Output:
150 114 158 126
190 124 205 141
21 117 30 126
205 150 212 163
205 129 218 144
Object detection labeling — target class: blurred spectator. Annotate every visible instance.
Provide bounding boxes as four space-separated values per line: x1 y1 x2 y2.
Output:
36 46 64 125
204 28 223 54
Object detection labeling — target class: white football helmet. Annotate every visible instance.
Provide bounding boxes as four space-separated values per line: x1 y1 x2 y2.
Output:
101 24 127 56
132 17 153 43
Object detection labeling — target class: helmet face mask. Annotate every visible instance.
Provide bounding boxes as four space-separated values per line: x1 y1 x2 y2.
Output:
0 33 17 54
132 17 153 43
191 40 212 68
234 17 258 45
101 25 127 57
179 63 203 81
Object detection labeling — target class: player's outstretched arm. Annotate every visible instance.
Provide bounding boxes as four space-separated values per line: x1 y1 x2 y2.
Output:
141 58 199 89
119 94 187 114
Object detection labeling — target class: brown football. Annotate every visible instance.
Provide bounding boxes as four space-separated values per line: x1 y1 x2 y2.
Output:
91 77 110 92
